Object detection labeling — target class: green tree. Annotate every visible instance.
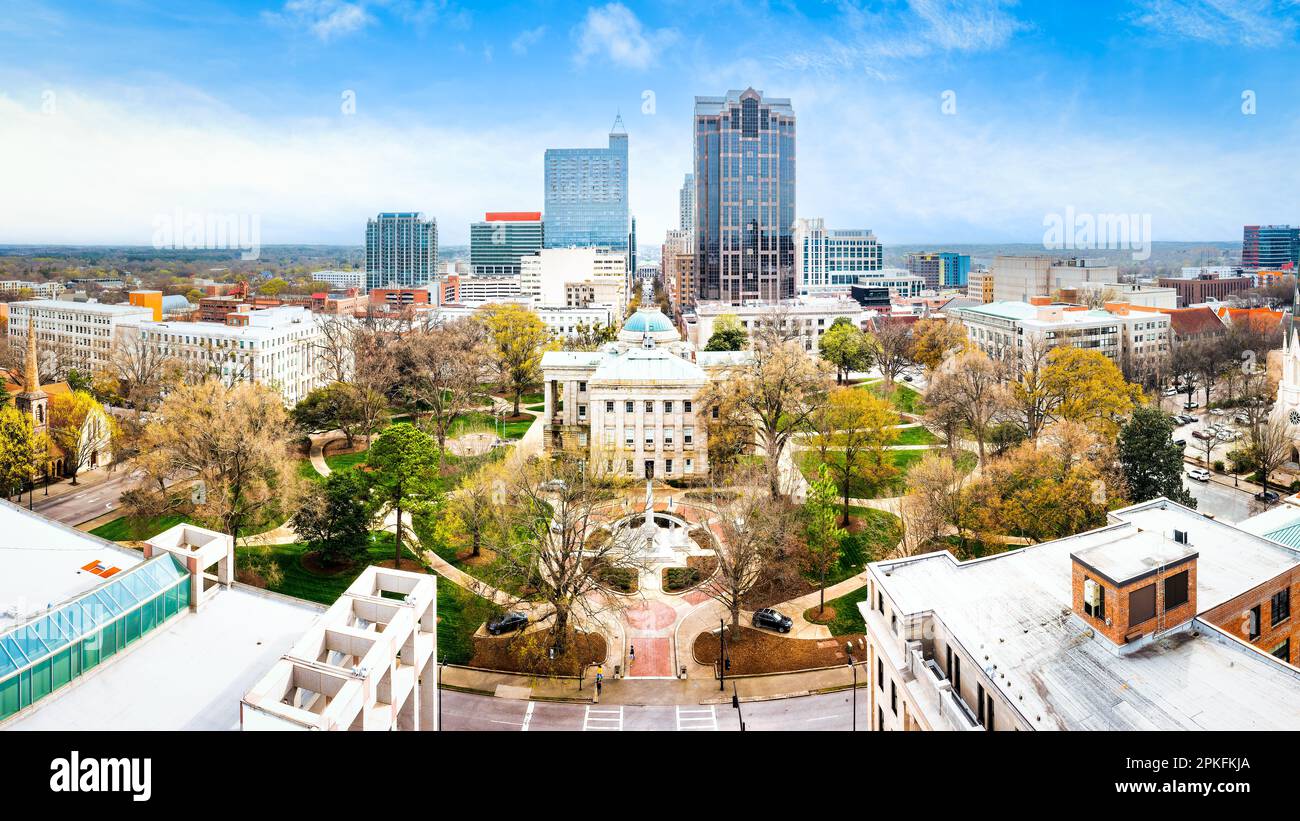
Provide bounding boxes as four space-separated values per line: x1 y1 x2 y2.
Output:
478 303 553 415
803 466 847 613
1118 406 1196 507
365 423 440 566
819 319 872 384
292 469 372 565
292 383 367 448
0 406 40 498
704 314 747 351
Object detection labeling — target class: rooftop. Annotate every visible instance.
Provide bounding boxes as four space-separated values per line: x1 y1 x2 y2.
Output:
11 299 153 315
869 499 1300 730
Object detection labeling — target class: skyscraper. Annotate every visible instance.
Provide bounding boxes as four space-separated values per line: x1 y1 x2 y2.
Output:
365 212 438 290
679 173 695 232
793 218 881 294
694 88 796 304
543 117 629 250
1243 225 1300 271
470 212 544 276
906 251 971 289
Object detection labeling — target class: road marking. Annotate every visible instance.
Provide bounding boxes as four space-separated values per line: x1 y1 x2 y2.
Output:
583 705 623 731
676 705 717 731
521 701 535 732
805 714 842 722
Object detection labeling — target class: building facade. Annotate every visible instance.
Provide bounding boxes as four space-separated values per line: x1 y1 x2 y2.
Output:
543 119 629 251
793 218 882 295
309 270 367 291
679 172 695 231
906 252 970 290
1156 273 1255 307
1243 225 1300 272
8 299 155 375
685 298 862 354
694 88 796 304
365 212 438 291
520 247 628 314
991 255 1118 303
470 212 544 276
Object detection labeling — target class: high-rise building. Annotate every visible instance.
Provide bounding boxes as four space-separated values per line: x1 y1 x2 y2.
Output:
906 251 970 290
365 212 438 290
679 173 695 231
543 118 629 250
628 216 637 276
793 218 881 295
990 255 1117 303
469 212 544 276
1243 225 1300 272
694 88 796 304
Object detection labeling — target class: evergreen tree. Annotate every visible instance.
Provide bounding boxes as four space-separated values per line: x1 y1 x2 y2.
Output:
1118 406 1196 507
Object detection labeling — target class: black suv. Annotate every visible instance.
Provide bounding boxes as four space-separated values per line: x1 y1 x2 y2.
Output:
487 611 528 635
752 608 793 633
1256 490 1281 505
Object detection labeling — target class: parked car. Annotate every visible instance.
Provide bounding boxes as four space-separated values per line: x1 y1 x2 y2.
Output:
1234 414 1251 425
1216 430 1241 442
486 611 529 636
902 375 914 382
1161 387 1178 396
1192 430 1214 441
1186 467 1211 482
1172 438 1187 448
1178 414 1198 425
1256 490 1281 505
752 607 793 633
1183 401 1200 410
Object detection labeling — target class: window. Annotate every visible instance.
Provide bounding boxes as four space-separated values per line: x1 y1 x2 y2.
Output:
1129 584 1156 627
1273 639 1291 661
684 400 692 413
685 458 693 474
664 400 674 413
1272 588 1291 626
578 404 587 419
645 430 655 447
624 429 635 447
890 680 897 716
977 683 985 724
605 401 614 413
1164 571 1189 610
684 426 694 445
645 401 654 413
1249 605 1262 640
877 658 883 691
625 401 634 413
625 459 634 474
665 459 673 474
578 381 587 393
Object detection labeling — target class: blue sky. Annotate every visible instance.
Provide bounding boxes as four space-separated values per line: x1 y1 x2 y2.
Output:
2 0 1299 247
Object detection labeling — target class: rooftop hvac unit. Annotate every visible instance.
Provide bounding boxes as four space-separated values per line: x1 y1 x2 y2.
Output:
1083 579 1101 608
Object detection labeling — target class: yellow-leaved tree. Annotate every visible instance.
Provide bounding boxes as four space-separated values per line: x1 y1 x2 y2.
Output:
477 303 555 416
48 390 116 485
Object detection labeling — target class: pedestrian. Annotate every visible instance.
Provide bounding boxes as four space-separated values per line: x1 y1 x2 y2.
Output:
594 677 602 703
629 644 635 664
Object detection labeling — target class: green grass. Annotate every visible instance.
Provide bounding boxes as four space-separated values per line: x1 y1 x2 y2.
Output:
817 507 901 586
447 411 533 440
812 584 873 636
324 449 369 473
90 514 192 542
863 382 924 414
893 425 939 446
799 447 974 500
524 403 545 413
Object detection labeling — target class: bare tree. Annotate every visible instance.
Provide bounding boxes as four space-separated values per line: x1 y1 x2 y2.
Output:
928 349 1006 464
699 474 794 634
312 314 357 385
870 320 914 386
396 318 490 452
1249 415 1293 500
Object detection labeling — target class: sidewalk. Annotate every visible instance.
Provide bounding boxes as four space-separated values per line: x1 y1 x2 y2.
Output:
440 662 860 705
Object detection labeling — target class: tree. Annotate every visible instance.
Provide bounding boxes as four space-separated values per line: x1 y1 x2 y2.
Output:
870 321 914 386
47 390 115 485
806 387 899 523
803 467 846 613
703 387 750 482
819 319 872 384
927 350 1005 464
1118 406 1195 506
1006 336 1057 441
291 469 372 565
128 380 301 540
0 405 40 499
704 314 747 352
901 452 975 556
365 423 440 567
258 277 288 297
1247 415 1293 501
700 476 795 634
702 337 830 498
438 461 506 558
1042 347 1143 439
291 383 367 447
911 318 966 373
491 456 640 655
478 303 552 415
396 319 490 452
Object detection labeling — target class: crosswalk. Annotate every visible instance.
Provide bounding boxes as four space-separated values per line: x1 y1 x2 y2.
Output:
676 705 718 731
583 705 624 731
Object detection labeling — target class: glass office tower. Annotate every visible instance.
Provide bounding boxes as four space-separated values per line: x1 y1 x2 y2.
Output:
694 88 796 304
1243 225 1300 271
470 212 544 276
543 118 629 251
365 212 438 290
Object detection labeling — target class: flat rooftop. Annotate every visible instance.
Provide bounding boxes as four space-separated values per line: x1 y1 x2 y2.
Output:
871 499 1300 730
1072 529 1197 586
6 587 323 731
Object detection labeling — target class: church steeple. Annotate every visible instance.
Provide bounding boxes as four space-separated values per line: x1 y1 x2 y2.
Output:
16 328 47 432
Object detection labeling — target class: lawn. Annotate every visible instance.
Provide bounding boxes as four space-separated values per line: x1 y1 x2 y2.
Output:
893 425 939 446
324 448 369 473
447 411 533 440
863 382 924 414
90 514 192 542
799 449 923 499
829 507 901 584
806 584 873 637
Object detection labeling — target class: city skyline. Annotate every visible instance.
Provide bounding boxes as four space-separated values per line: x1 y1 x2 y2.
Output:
2 1 1299 248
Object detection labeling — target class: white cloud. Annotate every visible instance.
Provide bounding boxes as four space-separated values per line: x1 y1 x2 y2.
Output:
264 0 374 42
511 25 547 55
1128 0 1300 48
574 3 678 70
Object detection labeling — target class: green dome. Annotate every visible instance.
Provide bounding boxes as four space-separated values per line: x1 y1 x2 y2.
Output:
622 308 675 334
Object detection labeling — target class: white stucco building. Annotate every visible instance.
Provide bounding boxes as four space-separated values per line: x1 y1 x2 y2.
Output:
685 298 864 354
521 247 629 314
118 304 331 405
8 299 155 375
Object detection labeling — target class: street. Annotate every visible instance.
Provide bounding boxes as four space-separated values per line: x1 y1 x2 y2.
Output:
438 687 871 731
1182 475 1259 524
29 469 143 526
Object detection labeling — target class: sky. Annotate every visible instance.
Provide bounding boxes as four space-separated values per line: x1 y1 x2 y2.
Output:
1 0 1299 248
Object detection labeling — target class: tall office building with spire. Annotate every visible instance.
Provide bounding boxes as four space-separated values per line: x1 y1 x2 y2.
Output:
543 117 629 251
693 88 796 303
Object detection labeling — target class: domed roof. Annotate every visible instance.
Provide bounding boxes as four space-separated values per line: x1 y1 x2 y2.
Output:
618 307 680 343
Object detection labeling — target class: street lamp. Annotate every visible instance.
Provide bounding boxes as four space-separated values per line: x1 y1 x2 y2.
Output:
719 618 726 692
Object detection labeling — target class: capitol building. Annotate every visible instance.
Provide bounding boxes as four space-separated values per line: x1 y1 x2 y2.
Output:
540 301 745 482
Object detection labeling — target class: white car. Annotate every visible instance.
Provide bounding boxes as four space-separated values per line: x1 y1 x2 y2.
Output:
1186 467 1211 482
1161 388 1178 396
